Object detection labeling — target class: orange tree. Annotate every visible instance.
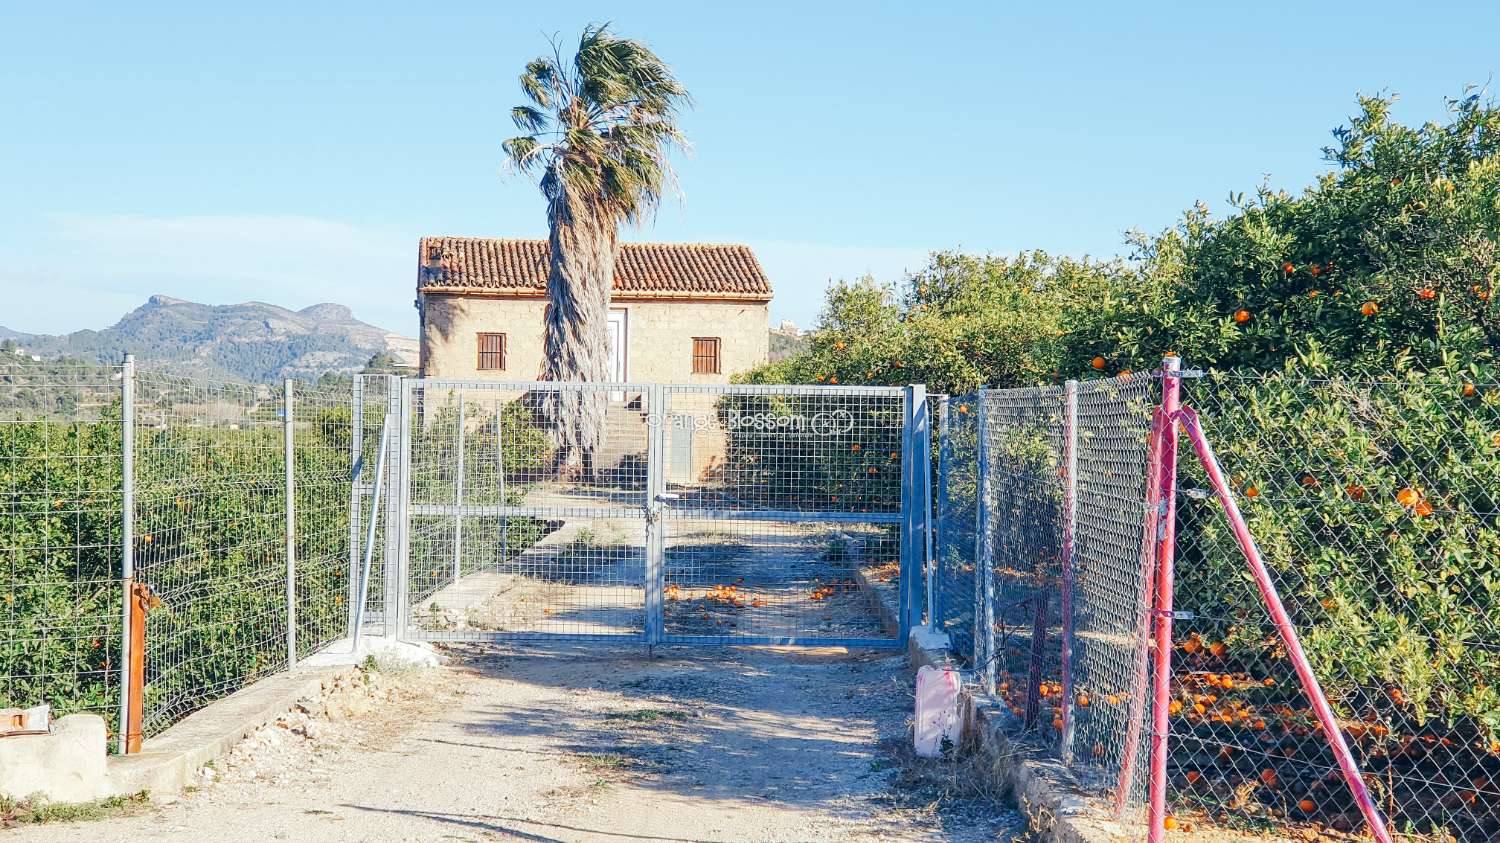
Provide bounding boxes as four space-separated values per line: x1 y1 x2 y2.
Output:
744 90 1500 835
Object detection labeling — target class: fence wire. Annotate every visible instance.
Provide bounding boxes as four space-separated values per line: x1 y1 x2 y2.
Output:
0 361 124 734
1172 370 1500 841
661 385 906 644
934 374 1159 835
2 361 354 743
402 382 644 640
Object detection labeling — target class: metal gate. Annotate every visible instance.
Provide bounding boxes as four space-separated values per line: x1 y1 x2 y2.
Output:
376 379 928 648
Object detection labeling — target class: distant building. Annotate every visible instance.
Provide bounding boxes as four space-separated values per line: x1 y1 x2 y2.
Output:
415 237 773 384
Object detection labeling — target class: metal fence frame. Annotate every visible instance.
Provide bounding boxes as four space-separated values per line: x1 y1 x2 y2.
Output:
379 378 928 648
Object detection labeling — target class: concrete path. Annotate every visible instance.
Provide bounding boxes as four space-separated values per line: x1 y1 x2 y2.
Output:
11 645 1020 842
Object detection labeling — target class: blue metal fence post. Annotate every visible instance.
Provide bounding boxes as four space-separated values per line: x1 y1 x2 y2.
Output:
974 389 995 693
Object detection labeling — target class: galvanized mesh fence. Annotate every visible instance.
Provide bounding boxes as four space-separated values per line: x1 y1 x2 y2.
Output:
395 382 913 646
401 381 645 640
1 360 353 744
932 374 1160 833
351 374 395 635
934 392 979 659
1170 370 1500 841
292 383 355 659
659 384 908 645
0 362 124 732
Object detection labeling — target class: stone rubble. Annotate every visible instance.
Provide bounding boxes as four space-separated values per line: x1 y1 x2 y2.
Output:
192 665 432 789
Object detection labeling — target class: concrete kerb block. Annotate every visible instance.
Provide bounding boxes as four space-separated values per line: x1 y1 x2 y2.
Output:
0 714 111 803
299 636 446 669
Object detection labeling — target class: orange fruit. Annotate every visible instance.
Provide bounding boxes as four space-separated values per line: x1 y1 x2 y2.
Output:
1396 487 1420 508
1163 815 1179 831
1077 693 1091 708
1234 309 1251 324
1308 290 1320 298
1361 301 1379 316
1345 483 1366 500
1282 262 1296 274
851 444 861 451
835 340 847 350
1418 288 1437 300
1052 717 1064 730
1462 382 1477 397
1245 486 1260 498
1414 499 1434 517
1298 798 1316 813
1091 356 1106 370
1310 264 1322 276
1259 768 1278 787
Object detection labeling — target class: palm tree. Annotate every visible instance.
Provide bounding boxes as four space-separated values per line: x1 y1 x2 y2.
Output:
503 24 690 477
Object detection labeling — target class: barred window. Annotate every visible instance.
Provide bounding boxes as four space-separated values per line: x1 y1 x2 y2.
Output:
691 337 721 374
477 332 506 371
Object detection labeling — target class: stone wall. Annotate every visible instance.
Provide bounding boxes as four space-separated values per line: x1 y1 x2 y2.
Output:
420 294 769 383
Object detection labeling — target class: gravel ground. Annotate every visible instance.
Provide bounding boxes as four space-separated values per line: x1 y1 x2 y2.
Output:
10 644 1024 842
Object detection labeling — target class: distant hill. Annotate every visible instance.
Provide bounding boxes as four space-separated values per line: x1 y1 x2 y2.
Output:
3 295 417 383
769 324 809 362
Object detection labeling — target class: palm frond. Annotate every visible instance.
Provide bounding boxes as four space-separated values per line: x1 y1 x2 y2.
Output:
503 23 689 227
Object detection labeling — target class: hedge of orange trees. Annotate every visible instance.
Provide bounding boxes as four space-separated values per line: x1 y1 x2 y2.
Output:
743 90 1499 837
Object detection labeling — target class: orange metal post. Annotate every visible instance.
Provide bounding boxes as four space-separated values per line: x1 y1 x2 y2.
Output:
125 581 154 754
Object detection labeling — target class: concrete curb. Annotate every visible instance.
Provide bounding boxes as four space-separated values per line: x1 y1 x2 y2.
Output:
107 667 341 799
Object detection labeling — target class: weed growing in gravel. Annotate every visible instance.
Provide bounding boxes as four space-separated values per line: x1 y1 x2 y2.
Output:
0 791 151 827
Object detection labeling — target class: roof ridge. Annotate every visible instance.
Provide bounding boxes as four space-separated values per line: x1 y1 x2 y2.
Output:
420 235 757 250
416 237 772 300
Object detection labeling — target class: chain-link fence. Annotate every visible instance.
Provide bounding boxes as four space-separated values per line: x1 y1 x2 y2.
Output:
1 359 354 746
934 365 1499 841
931 374 1160 832
1171 370 1499 841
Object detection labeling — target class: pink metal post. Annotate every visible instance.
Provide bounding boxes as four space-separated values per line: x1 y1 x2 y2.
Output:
1058 380 1079 761
1146 360 1183 843
1176 407 1394 843
1114 359 1175 819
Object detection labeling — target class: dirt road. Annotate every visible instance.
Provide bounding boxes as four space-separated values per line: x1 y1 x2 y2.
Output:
12 645 1021 842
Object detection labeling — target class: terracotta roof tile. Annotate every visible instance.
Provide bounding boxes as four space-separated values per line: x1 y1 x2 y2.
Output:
417 237 773 300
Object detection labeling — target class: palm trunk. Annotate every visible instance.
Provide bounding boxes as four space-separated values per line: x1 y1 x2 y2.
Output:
536 173 616 479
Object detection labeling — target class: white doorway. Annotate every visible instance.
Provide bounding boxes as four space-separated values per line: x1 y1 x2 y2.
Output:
606 309 627 401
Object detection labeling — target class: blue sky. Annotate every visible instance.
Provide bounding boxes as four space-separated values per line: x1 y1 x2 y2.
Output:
2 1 1497 337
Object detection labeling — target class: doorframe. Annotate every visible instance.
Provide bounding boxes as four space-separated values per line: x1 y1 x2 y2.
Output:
608 308 628 402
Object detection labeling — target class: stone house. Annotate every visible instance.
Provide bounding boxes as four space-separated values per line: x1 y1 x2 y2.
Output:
415 237 772 383
415 237 774 482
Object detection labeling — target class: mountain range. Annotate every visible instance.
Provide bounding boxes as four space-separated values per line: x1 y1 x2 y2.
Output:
1 295 418 383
